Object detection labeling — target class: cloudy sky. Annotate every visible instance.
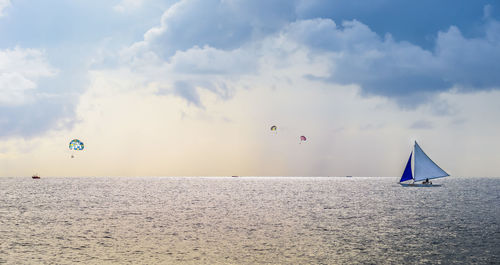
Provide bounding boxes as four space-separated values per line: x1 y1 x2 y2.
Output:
1 0 499 177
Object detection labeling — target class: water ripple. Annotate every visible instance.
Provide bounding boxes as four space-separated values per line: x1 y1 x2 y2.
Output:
0 176 498 264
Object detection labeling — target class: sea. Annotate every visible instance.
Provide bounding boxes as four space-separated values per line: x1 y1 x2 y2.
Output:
0 176 498 264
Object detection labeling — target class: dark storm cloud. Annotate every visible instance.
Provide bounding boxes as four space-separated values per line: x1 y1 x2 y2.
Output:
285 18 500 106
130 0 500 108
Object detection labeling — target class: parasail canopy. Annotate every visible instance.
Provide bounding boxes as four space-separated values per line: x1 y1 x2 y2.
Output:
69 139 84 151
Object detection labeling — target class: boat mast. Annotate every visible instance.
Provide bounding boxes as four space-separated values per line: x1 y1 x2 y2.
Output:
412 141 416 183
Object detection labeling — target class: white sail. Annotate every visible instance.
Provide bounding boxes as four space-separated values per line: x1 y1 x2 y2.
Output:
413 141 449 181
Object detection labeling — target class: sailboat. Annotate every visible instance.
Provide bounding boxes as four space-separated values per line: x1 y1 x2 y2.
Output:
399 141 449 187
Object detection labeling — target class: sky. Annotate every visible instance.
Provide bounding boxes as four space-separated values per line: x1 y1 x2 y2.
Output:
1 0 499 177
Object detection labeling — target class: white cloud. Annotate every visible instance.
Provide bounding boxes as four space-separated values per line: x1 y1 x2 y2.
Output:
0 0 10 17
128 0 297 59
0 47 58 105
0 72 37 105
0 47 77 138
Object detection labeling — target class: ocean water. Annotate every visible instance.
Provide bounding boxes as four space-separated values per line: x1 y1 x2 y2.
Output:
0 176 498 264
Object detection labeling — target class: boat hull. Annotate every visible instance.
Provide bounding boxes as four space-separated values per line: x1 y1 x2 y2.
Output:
399 183 441 187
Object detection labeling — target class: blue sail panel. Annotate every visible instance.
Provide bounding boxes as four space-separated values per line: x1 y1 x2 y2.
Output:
400 152 413 182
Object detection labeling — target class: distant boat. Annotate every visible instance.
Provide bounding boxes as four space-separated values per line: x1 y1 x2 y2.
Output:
232 176 239 178
32 174 40 179
346 175 353 178
399 141 449 187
